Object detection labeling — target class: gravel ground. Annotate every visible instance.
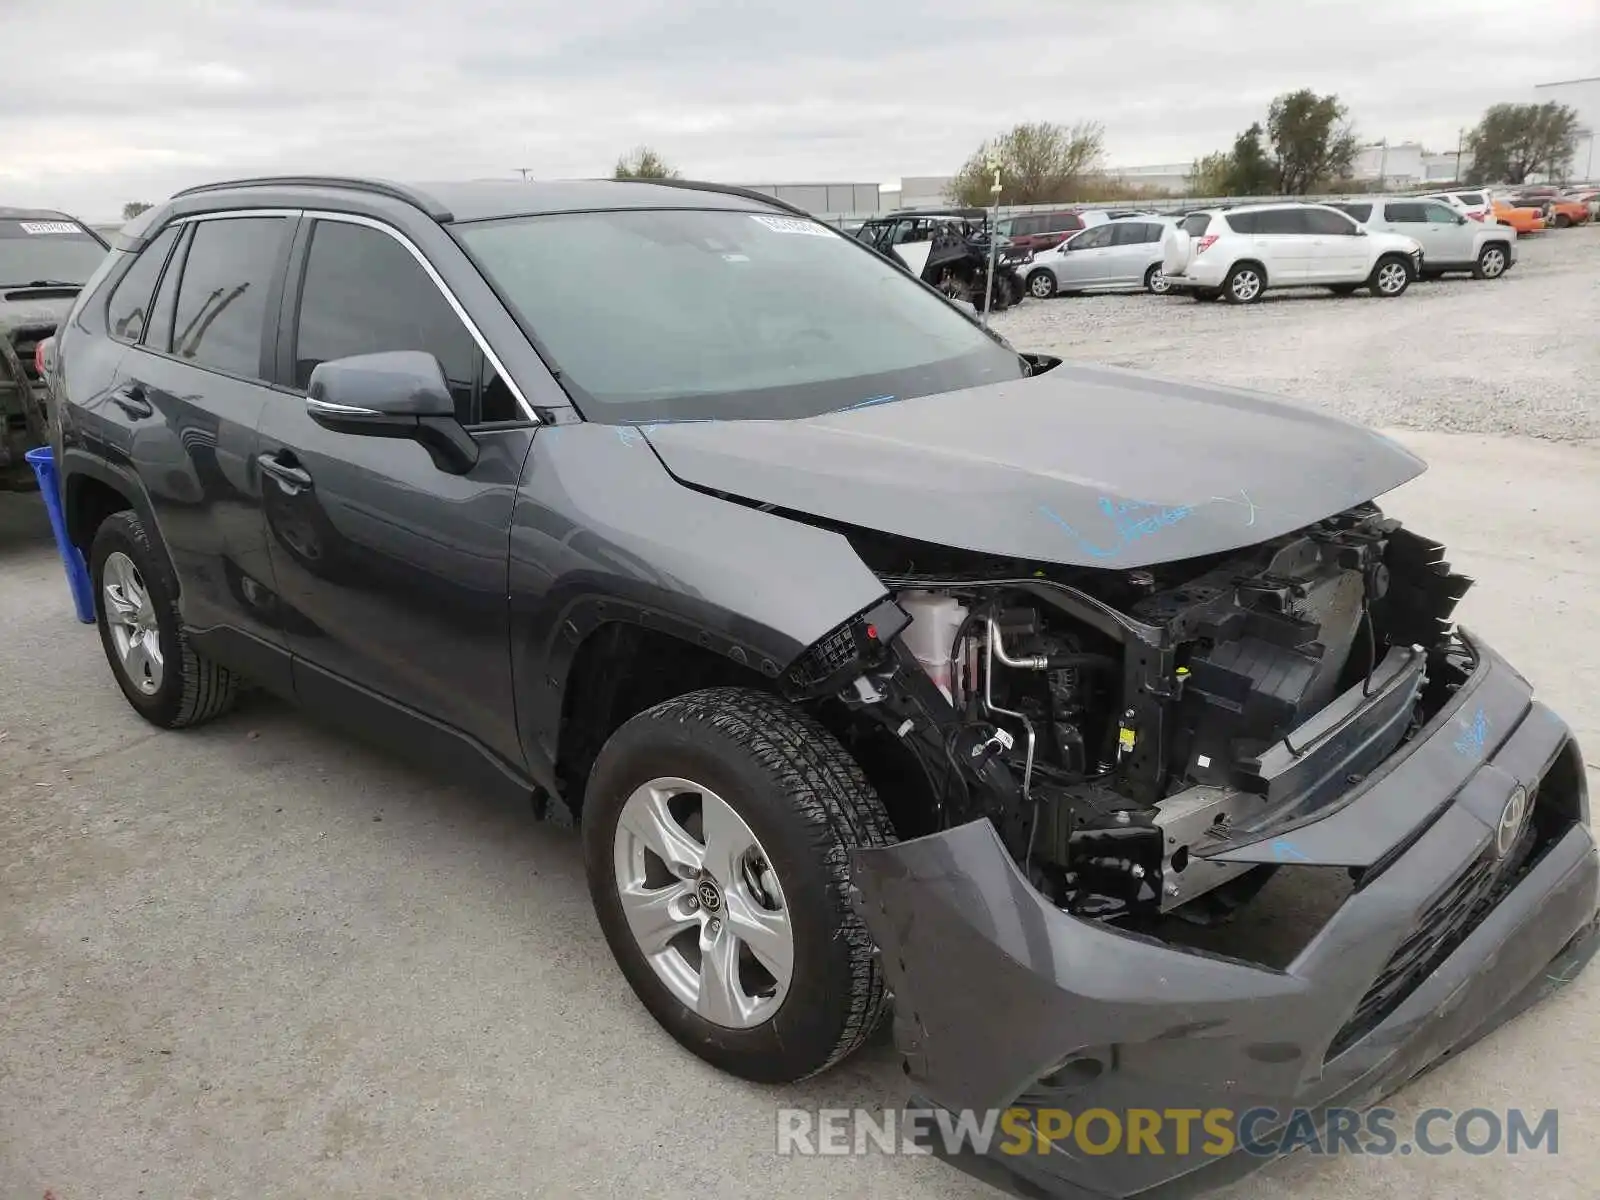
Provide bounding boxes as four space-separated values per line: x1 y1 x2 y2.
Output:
991 223 1600 443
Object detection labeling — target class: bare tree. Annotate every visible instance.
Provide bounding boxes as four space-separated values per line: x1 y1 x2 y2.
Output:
121 202 152 220
947 121 1106 206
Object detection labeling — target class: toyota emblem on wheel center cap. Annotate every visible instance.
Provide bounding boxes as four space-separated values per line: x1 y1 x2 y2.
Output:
1495 785 1529 859
696 879 723 912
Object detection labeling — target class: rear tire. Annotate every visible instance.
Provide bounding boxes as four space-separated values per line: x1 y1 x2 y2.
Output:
1026 270 1057 300
1473 243 1509 280
90 511 239 728
1367 254 1412 298
1223 263 1265 304
1144 264 1171 295
1554 213 1571 229
583 687 894 1084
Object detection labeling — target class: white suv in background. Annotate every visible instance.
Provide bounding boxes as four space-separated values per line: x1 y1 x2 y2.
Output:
1161 203 1423 304
1329 197 1516 280
1421 189 1495 222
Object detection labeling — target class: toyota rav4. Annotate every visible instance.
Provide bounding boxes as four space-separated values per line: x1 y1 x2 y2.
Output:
46 176 1596 1200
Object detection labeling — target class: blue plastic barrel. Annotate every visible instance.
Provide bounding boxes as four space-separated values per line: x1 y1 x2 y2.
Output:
23 446 95 624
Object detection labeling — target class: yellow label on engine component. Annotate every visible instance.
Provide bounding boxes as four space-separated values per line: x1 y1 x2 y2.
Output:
1118 727 1137 749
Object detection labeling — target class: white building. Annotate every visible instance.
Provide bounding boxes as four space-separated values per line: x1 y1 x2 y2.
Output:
1534 76 1600 181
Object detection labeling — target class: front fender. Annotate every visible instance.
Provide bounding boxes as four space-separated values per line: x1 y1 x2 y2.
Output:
507 422 890 775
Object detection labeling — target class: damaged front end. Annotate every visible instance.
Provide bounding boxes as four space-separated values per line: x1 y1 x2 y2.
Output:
786 502 1598 1198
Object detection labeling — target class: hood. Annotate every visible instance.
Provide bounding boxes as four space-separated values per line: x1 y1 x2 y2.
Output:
0 288 77 333
636 363 1427 570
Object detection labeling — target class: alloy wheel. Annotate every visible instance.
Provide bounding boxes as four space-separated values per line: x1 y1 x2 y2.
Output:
102 550 163 695
1231 270 1261 302
612 777 794 1029
1377 261 1409 294
1481 248 1506 278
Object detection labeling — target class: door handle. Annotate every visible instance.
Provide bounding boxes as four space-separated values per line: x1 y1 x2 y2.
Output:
258 451 313 494
110 383 152 419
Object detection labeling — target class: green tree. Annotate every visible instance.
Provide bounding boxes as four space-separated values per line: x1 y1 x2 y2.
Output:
1465 102 1582 184
1266 90 1359 194
947 120 1105 206
121 201 152 220
1187 151 1233 197
612 146 680 180
1227 122 1276 194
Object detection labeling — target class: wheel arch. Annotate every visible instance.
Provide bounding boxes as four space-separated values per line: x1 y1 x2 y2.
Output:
60 450 176 584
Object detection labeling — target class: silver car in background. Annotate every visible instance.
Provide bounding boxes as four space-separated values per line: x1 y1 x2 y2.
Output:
1022 216 1176 298
1329 196 1517 281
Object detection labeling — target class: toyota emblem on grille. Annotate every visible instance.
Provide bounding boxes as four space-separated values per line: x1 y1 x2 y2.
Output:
1495 785 1529 859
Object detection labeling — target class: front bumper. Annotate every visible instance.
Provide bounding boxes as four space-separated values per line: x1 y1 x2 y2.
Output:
851 631 1596 1200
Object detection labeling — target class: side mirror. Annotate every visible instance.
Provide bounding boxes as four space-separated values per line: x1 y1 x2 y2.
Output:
304 350 478 475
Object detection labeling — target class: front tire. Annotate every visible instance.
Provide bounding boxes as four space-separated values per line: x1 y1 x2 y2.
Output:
90 511 238 728
1223 263 1265 304
1368 254 1412 298
1026 270 1057 300
582 687 894 1083
1473 243 1508 280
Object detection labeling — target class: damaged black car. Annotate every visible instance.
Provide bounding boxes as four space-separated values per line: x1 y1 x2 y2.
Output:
51 177 1595 1200
0 207 109 489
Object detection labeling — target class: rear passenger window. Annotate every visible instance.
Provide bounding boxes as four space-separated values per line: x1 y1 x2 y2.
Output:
1110 223 1148 246
106 225 179 344
1384 203 1427 223
294 219 516 425
1303 208 1359 235
1253 209 1308 235
171 217 288 378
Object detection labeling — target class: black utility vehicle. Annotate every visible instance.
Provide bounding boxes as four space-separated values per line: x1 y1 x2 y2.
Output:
49 176 1596 1200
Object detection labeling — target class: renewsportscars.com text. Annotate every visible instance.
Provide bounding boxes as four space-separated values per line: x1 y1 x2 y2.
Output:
775 1106 1559 1159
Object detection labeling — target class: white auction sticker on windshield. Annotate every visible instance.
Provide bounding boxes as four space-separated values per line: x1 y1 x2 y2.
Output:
18 221 81 235
748 215 833 237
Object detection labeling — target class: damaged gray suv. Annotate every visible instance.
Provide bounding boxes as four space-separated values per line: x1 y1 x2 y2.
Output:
47 176 1596 1200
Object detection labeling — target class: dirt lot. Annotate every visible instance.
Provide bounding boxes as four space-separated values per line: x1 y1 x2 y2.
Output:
992 223 1600 443
2 231 1599 1200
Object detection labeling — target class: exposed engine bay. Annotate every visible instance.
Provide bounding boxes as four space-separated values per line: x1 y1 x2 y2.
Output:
794 503 1474 924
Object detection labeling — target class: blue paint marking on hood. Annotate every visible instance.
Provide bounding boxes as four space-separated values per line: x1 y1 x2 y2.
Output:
636 361 1427 569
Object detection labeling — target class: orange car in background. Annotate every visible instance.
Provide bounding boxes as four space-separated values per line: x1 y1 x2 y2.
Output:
1491 200 1545 234
1543 197 1591 227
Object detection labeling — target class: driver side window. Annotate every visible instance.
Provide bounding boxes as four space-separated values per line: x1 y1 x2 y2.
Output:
1073 226 1113 250
293 219 517 425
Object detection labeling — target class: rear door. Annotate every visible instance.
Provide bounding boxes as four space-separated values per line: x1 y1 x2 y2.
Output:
1243 208 1307 281
254 212 535 769
106 212 298 689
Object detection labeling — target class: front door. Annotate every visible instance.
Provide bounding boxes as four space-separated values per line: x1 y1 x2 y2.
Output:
254 214 534 770
105 212 297 689
1055 223 1116 287
1417 200 1477 266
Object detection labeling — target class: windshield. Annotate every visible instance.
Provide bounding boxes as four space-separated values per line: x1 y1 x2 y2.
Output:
454 208 1025 423
0 219 106 286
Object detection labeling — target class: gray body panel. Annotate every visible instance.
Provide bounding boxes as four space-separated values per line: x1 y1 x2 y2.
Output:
639 363 1426 569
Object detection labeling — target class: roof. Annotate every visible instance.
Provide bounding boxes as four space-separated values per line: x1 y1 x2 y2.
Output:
167 175 803 224
0 205 77 222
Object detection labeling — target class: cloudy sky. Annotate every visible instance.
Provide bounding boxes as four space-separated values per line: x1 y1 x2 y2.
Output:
5 0 1596 220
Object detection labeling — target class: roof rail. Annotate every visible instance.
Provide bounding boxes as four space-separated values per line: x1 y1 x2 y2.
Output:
169 176 454 222
605 177 815 219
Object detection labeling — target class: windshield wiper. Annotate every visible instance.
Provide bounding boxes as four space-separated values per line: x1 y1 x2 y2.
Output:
4 279 83 289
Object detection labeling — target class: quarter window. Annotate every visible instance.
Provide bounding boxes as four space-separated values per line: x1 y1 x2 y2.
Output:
106 225 180 344
170 216 289 379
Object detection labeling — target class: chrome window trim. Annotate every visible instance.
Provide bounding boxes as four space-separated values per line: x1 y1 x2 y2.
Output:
301 209 536 422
